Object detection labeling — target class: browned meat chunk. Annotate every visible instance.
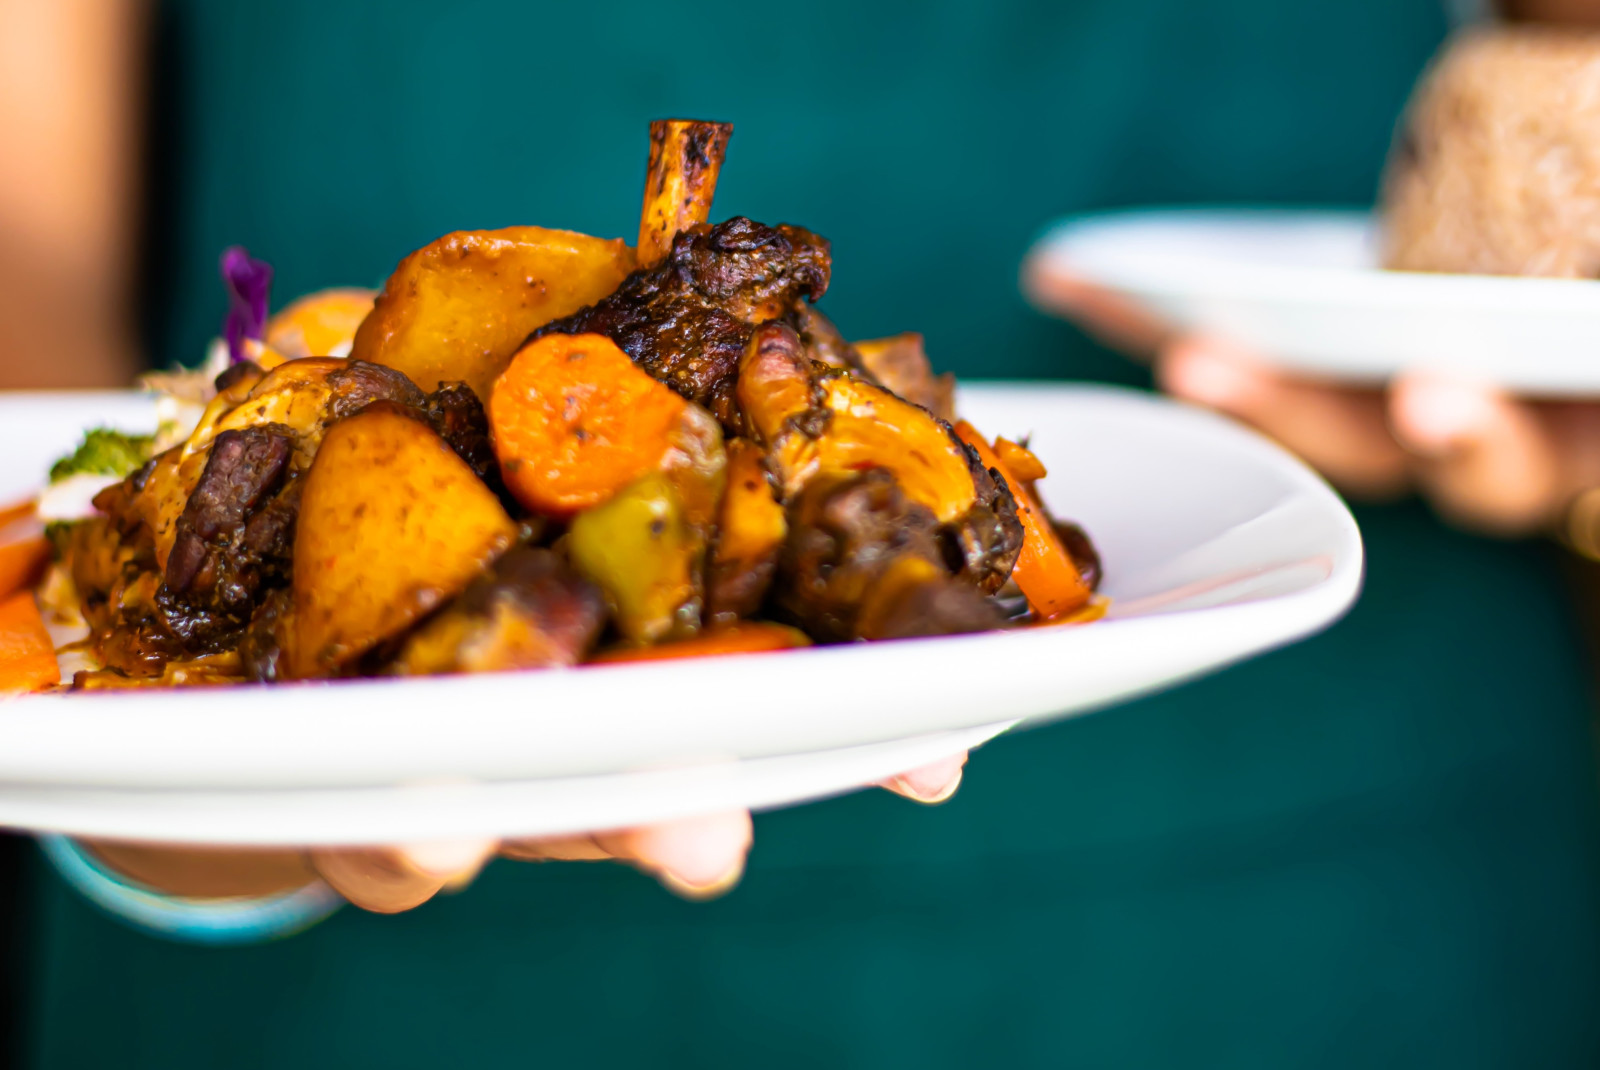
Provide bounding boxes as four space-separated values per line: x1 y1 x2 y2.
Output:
791 303 870 376
387 547 607 674
853 333 956 422
160 425 296 649
324 361 494 481
1053 519 1102 592
535 216 830 430
422 381 496 484
737 321 1023 597
948 449 1025 595
773 468 1001 643
324 359 426 423
238 587 293 682
856 558 1006 641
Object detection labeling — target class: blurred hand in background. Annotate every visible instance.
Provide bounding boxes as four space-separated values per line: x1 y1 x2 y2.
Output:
1046 273 1600 541
81 753 966 913
1047 0 1600 543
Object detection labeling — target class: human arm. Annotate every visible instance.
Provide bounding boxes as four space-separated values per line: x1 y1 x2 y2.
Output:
0 0 144 389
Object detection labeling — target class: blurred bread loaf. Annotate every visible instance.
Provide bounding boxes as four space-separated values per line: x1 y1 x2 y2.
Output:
1382 26 1600 277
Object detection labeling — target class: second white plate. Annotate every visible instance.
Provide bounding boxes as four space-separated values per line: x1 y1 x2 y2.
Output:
1025 208 1600 395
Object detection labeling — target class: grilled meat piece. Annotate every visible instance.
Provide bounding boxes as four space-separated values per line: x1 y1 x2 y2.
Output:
387 547 606 674
535 216 830 430
324 359 427 423
774 468 1002 643
948 448 1024 594
423 381 496 484
1053 519 1102 592
239 587 293 682
852 332 956 422
324 361 495 481
161 425 296 649
62 505 185 675
737 322 1024 594
791 303 870 377
855 557 1006 641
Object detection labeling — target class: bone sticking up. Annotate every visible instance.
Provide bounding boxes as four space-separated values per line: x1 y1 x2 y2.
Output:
637 119 733 268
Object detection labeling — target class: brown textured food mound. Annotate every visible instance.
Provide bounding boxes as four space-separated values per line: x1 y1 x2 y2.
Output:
1382 26 1600 278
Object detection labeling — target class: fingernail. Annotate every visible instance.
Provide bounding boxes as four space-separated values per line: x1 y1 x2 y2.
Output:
658 858 745 900
401 838 496 880
1393 376 1498 455
1162 345 1262 408
890 767 963 805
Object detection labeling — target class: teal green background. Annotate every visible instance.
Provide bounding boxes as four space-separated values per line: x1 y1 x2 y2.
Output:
23 1 1600 1067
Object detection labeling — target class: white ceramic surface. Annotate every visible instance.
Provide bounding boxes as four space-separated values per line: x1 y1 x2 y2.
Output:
1025 208 1600 395
0 383 1362 844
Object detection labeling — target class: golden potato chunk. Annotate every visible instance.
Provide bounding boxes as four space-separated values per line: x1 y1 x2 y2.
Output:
349 227 635 401
289 404 516 678
707 438 786 623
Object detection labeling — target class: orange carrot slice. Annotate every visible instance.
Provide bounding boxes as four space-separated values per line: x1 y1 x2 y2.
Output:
955 421 1090 620
490 332 691 516
0 591 59 692
0 499 35 531
0 538 50 601
588 622 810 663
994 437 1047 483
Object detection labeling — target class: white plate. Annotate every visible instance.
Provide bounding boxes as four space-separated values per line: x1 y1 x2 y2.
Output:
0 384 1362 844
1024 208 1600 395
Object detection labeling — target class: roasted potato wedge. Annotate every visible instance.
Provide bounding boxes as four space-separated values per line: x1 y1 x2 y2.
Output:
289 403 516 678
707 438 786 623
350 227 635 401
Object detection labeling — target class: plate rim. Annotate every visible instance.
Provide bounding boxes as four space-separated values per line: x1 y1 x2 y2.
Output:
0 381 1365 794
1024 206 1600 314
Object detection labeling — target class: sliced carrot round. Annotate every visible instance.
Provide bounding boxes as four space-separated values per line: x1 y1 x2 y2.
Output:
994 437 1047 483
490 332 689 516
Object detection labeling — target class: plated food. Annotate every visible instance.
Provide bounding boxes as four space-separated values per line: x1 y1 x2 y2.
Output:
1382 26 1600 279
0 382 1363 844
3 121 1101 694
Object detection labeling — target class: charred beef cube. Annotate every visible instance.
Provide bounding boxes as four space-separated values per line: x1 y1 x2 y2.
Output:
423 381 496 484
323 359 426 423
387 547 606 675
774 468 1002 643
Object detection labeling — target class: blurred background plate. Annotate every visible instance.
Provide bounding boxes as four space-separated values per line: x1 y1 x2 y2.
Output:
1025 208 1600 395
0 383 1362 844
